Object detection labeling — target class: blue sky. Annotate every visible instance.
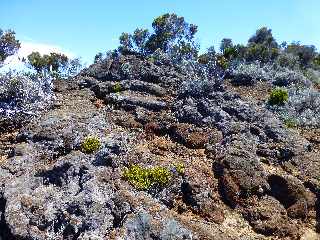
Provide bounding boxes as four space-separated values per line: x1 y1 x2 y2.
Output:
1 0 319 64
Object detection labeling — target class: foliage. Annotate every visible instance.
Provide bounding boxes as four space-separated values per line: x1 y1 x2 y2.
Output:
248 27 278 49
223 47 238 60
179 79 221 98
275 52 300 70
119 32 134 53
67 58 82 76
244 44 279 63
230 61 272 85
172 163 185 175
220 38 233 53
81 136 101 154
271 88 320 127
0 71 53 116
304 68 320 85
113 82 122 93
26 51 82 78
0 29 20 65
238 27 280 63
94 52 103 63
123 165 171 190
285 43 317 68
284 88 320 127
27 52 68 74
119 13 199 63
197 46 215 64
268 88 289 105
216 55 229 70
283 118 298 128
272 67 310 87
93 50 119 64
132 28 150 54
230 61 310 87
314 54 320 68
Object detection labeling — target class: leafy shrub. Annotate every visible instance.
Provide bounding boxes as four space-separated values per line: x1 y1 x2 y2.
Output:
268 88 289 105
285 43 317 68
230 61 311 87
220 38 233 53
123 165 171 190
0 72 53 117
179 79 221 98
275 53 300 69
113 82 122 93
314 55 320 68
0 29 20 65
216 55 229 70
223 47 238 60
81 136 101 154
118 13 199 64
280 88 320 127
248 27 278 49
230 62 272 85
172 163 185 175
283 118 298 128
304 68 320 86
245 44 279 63
272 67 310 87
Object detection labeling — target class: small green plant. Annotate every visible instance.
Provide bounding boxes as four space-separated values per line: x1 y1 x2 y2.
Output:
81 136 101 154
123 165 171 190
113 82 122 93
173 163 185 175
268 88 289 105
284 118 298 128
217 55 229 70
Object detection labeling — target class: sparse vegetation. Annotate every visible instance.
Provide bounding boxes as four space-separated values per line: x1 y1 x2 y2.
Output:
284 118 298 128
113 82 122 93
81 136 101 154
26 51 82 79
118 13 199 64
123 165 171 190
2 10 320 240
0 71 53 116
268 88 289 105
173 163 185 175
0 29 20 65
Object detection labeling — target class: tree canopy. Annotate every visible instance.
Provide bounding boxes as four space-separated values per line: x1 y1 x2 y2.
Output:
0 29 20 65
119 13 199 61
26 51 82 78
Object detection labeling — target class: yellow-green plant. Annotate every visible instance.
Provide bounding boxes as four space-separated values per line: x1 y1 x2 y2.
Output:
123 165 171 190
284 118 298 128
81 136 101 154
113 82 122 93
268 88 288 105
173 163 185 175
217 55 229 70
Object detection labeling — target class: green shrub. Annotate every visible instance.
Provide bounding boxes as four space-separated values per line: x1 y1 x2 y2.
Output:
173 163 185 175
113 82 122 93
284 118 298 128
123 165 171 190
81 136 101 154
223 47 238 60
216 55 229 70
268 88 289 105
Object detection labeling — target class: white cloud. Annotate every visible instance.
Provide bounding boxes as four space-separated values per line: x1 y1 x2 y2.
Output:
1 41 75 72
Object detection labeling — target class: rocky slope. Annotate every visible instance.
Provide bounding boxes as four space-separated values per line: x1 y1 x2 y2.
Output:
0 54 320 239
